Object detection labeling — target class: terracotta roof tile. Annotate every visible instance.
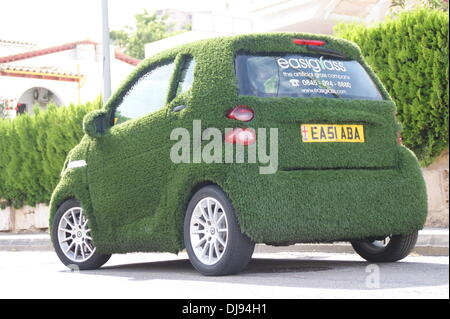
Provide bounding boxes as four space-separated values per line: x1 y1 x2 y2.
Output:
0 39 36 46
114 50 141 66
0 39 98 64
0 65 83 82
0 39 141 66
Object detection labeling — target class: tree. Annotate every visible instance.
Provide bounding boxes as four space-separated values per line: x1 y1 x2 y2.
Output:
391 0 448 12
110 9 190 59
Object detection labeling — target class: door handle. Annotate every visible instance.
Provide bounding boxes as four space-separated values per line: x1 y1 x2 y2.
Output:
172 104 187 112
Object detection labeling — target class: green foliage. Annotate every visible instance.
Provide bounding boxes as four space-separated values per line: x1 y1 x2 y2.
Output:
49 33 427 254
110 9 190 59
391 0 449 12
335 9 449 166
0 101 100 207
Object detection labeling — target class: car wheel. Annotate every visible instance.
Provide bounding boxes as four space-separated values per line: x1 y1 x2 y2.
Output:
351 231 418 262
184 185 255 276
51 198 111 270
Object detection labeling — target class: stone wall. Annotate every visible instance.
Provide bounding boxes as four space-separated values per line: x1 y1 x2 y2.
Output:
0 203 49 232
422 150 449 228
0 150 448 232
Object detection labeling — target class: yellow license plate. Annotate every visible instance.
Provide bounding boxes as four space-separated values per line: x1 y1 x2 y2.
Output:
301 124 365 143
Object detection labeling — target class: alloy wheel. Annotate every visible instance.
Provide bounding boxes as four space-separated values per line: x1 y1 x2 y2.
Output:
57 207 96 263
189 197 229 265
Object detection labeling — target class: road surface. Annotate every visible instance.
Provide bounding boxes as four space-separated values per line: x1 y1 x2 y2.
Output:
0 251 448 299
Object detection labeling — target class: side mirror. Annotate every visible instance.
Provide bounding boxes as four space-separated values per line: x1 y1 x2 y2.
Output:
83 110 109 138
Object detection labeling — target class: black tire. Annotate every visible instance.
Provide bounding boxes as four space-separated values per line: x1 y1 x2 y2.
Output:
51 198 111 270
184 185 255 276
351 231 418 263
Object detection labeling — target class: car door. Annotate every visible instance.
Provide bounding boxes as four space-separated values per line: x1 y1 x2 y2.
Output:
86 59 180 251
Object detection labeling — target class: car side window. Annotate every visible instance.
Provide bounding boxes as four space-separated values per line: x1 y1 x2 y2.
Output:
176 57 196 97
114 61 175 125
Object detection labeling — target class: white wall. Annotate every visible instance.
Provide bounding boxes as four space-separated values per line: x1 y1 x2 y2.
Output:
17 87 63 115
0 76 78 117
145 0 392 58
0 44 136 115
0 42 36 57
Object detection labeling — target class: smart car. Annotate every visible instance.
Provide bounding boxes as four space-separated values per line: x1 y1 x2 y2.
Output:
50 33 427 276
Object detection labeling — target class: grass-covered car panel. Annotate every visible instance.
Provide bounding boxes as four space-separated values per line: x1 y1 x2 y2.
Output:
49 33 427 266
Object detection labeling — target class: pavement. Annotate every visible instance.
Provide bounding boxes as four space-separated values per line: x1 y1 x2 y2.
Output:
0 227 448 255
0 229 447 299
0 251 448 298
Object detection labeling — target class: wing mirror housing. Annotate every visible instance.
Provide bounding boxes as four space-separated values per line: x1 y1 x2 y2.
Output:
83 110 109 138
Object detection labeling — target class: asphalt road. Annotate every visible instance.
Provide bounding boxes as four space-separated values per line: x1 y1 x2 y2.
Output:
0 251 448 299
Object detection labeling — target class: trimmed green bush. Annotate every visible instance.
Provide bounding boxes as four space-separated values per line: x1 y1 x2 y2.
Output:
335 8 449 166
0 101 100 207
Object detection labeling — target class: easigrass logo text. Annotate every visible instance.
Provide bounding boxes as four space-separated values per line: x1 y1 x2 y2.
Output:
277 56 346 73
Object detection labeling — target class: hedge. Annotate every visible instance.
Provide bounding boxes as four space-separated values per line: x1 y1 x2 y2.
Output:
0 100 101 208
335 8 449 166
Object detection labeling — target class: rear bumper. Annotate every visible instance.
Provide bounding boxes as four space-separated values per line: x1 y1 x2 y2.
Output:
226 146 427 244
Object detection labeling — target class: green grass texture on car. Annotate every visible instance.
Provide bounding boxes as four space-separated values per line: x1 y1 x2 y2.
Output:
49 33 427 275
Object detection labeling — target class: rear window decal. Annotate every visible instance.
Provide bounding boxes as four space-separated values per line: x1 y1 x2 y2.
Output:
236 54 383 100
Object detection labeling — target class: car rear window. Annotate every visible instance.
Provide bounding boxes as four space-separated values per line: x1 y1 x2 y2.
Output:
235 53 383 100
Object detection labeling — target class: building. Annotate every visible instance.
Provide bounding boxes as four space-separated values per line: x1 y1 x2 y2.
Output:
145 0 392 57
0 39 139 119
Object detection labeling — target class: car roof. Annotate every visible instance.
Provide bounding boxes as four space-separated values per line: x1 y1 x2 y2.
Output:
103 32 390 110
144 32 364 64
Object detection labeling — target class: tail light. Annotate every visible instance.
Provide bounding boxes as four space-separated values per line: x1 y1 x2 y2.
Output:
397 131 403 145
225 128 256 146
227 105 254 122
293 39 326 46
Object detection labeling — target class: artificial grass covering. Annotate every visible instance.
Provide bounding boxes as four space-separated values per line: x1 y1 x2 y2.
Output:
49 33 427 254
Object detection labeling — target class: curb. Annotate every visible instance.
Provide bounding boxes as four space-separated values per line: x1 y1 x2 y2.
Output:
254 243 449 257
0 228 448 256
0 233 53 251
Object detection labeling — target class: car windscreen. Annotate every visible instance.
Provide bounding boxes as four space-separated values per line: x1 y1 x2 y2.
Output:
235 53 383 100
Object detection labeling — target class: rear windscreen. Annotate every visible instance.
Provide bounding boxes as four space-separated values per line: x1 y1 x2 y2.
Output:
235 54 383 100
